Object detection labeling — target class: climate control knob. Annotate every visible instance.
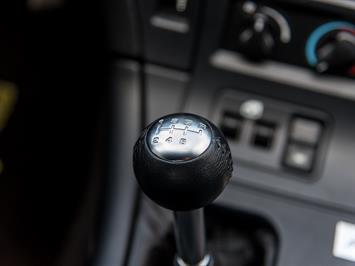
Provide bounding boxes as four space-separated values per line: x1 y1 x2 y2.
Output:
237 1 291 60
316 31 355 74
238 14 277 60
306 21 355 76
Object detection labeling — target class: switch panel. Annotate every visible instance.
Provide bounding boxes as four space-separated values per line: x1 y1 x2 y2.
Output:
283 116 324 172
213 89 330 179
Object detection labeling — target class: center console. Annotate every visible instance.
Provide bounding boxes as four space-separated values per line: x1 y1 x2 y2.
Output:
97 0 355 265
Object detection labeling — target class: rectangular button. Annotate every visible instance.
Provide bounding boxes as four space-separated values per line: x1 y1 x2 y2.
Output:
290 118 322 146
284 144 315 172
251 121 276 150
220 112 243 140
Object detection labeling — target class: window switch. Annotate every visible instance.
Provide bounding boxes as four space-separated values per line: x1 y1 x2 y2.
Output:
290 117 322 146
284 144 315 172
251 121 276 150
220 112 243 140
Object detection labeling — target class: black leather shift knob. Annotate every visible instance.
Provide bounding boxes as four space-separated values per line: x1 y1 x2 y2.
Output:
133 113 233 211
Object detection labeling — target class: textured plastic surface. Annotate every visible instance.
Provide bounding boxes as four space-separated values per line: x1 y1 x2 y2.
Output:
93 61 142 266
133 114 233 211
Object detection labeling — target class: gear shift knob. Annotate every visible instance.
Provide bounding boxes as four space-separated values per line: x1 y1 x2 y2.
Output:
133 113 233 265
133 113 233 211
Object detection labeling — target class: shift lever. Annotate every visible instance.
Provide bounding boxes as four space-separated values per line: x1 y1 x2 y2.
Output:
133 113 233 266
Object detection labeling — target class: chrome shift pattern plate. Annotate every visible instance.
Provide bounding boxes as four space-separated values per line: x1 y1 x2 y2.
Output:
147 114 212 161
